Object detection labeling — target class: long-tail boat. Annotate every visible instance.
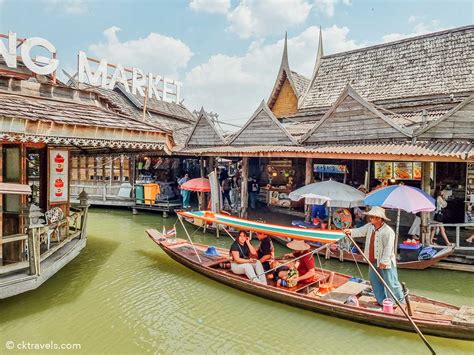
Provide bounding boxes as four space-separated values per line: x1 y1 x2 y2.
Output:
180 211 455 270
315 243 455 270
146 211 473 341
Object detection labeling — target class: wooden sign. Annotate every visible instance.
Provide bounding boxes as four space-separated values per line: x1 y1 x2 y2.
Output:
49 149 69 203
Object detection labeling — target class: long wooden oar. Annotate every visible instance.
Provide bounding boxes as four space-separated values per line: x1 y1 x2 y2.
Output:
345 233 436 355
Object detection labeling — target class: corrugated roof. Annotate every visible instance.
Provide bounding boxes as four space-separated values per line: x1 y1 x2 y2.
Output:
301 26 474 109
178 141 473 160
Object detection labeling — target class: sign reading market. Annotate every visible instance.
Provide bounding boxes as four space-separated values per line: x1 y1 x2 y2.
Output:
0 32 182 103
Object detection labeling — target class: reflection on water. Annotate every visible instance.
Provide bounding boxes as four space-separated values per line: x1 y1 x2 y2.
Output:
0 208 472 354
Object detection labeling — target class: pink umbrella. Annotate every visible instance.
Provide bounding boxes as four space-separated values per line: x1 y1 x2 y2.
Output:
181 178 211 192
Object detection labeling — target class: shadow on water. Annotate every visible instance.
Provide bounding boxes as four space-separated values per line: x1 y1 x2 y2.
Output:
0 237 119 324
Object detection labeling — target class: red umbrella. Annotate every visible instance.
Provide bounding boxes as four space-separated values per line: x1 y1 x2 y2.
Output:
181 178 211 192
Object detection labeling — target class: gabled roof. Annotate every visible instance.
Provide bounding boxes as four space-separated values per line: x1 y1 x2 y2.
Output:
228 100 298 146
300 85 413 144
414 94 474 139
185 107 225 147
268 33 310 109
300 25 474 109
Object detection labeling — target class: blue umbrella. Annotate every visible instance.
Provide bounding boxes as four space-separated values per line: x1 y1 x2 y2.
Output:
364 185 436 243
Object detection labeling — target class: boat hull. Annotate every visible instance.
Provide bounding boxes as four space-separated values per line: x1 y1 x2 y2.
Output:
148 231 472 340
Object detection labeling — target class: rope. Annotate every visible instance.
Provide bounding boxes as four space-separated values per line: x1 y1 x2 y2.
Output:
347 237 364 279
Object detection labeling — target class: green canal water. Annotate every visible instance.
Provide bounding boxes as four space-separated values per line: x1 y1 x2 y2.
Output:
0 208 473 354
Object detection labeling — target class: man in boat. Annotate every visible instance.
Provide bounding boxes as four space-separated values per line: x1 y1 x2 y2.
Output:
256 232 274 272
344 206 404 307
284 240 316 285
230 231 267 285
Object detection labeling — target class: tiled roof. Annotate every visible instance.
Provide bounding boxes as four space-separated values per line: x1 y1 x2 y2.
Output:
301 26 474 109
114 84 196 123
290 71 310 96
0 92 163 133
87 85 194 144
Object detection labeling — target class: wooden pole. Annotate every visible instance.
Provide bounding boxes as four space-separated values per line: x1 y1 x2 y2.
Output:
305 158 313 222
421 162 431 245
345 233 436 355
240 157 249 219
178 215 202 263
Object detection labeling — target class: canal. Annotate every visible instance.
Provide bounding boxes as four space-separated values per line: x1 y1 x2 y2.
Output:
0 208 473 354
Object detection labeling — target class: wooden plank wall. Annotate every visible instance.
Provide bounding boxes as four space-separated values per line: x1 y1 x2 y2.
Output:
188 119 223 146
271 78 298 117
304 96 408 144
418 100 474 140
231 109 293 146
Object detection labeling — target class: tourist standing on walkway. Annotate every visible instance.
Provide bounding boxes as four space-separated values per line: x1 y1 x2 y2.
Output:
221 176 232 210
229 174 240 211
178 173 191 208
344 206 404 306
249 176 259 209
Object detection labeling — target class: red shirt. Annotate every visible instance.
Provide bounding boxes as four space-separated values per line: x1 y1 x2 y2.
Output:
297 253 315 284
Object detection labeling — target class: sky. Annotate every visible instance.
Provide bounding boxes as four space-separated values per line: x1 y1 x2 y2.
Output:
0 0 473 128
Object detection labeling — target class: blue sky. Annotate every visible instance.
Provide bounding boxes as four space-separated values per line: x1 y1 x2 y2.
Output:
1 0 473 126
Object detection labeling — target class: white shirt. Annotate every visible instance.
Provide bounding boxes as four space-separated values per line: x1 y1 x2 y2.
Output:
350 222 397 268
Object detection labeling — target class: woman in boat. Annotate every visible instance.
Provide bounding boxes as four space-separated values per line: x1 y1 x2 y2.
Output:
284 240 316 284
256 232 274 272
229 231 267 285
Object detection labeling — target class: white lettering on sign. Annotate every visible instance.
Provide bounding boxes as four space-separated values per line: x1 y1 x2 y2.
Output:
0 32 58 75
0 32 184 104
77 51 183 103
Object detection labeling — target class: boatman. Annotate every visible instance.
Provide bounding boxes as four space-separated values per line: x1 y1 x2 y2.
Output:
344 206 405 307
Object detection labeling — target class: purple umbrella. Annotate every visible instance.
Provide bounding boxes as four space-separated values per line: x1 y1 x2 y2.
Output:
364 185 436 242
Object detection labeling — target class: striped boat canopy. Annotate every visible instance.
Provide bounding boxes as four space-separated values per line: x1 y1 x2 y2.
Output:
178 210 344 244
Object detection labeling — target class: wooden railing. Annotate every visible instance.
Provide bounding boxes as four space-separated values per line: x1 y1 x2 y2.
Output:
429 222 474 251
0 204 89 277
70 183 124 201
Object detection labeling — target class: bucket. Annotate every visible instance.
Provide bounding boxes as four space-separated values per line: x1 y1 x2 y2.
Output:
382 298 394 314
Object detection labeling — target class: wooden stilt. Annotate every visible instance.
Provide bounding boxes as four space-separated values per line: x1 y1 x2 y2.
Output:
421 162 431 245
241 158 249 219
305 158 313 222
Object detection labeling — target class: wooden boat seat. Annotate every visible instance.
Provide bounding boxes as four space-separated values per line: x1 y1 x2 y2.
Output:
282 272 329 294
321 281 369 303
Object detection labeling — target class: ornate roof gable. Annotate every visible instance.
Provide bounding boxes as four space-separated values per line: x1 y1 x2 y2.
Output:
300 85 413 144
185 107 225 147
228 100 298 146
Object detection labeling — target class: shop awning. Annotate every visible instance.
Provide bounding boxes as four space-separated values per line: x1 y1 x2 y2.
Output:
0 183 31 195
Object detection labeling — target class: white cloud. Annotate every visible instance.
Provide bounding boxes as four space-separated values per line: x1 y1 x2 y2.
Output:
88 27 193 78
189 0 230 14
382 20 444 43
226 0 312 38
184 25 365 125
44 0 88 14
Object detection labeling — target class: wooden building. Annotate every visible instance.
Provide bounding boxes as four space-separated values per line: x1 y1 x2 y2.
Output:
0 66 171 298
68 82 196 205
180 25 474 249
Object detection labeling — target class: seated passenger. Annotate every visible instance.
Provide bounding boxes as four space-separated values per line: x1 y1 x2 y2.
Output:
230 231 267 285
273 265 298 288
256 232 274 272
284 240 316 284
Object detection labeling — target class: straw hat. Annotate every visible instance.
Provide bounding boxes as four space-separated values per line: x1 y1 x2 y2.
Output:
287 239 311 251
363 206 390 221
